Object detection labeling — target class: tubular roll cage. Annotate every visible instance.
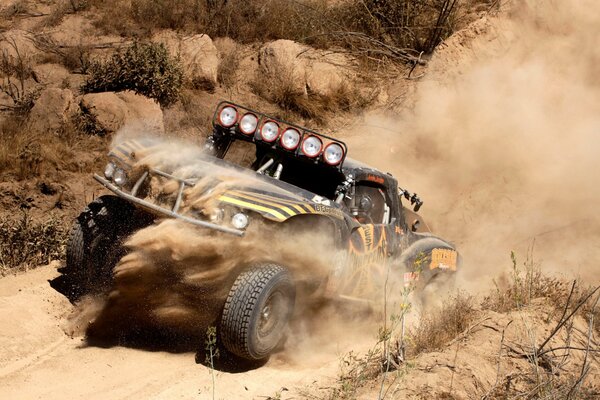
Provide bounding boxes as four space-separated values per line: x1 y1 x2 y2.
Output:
212 101 349 169
93 168 246 237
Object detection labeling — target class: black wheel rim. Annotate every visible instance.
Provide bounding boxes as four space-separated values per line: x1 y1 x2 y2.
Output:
258 291 285 338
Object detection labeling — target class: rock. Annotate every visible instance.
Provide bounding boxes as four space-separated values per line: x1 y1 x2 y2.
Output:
153 31 219 90
79 91 164 135
258 40 310 96
27 88 76 136
180 34 219 88
305 55 350 97
257 40 353 98
31 63 71 87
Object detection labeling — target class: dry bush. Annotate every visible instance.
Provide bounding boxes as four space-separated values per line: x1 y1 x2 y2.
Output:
130 0 205 32
408 292 477 356
0 36 39 115
0 211 67 274
326 0 460 55
30 34 92 73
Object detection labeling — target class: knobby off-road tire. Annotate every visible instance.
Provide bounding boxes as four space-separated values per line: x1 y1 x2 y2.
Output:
65 195 151 295
220 264 295 361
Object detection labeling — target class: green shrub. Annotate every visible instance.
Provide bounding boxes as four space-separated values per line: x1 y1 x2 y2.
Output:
82 42 183 107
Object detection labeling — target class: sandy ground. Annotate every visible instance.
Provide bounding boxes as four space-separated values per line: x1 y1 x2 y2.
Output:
0 263 372 400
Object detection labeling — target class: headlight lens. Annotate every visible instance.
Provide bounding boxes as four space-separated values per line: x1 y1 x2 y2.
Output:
280 128 300 150
104 162 116 179
231 212 249 229
323 143 345 166
260 121 280 142
218 106 237 127
208 208 224 223
239 113 258 135
113 168 127 186
301 135 323 158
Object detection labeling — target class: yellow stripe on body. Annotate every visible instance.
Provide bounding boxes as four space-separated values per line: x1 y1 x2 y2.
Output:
241 192 307 214
219 195 287 221
228 191 298 217
233 190 317 214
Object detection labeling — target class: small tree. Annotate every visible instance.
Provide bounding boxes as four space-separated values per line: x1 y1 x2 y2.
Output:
82 42 183 107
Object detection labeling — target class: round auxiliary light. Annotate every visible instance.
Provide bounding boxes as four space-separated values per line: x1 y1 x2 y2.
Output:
218 106 237 128
301 135 323 158
260 121 280 142
231 212 249 229
323 142 345 166
104 162 116 179
113 168 127 186
239 113 258 135
280 128 300 150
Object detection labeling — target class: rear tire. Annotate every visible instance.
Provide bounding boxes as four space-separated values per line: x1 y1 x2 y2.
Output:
220 264 295 361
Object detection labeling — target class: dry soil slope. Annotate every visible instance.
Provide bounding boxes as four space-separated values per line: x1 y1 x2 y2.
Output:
0 264 369 399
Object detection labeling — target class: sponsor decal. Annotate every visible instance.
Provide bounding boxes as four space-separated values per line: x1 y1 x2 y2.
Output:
429 248 458 271
366 174 385 184
313 204 344 219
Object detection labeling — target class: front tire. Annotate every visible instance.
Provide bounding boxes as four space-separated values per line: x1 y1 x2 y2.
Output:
220 264 295 361
65 195 151 295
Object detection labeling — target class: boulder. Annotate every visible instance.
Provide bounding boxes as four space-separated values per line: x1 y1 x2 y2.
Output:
305 52 352 97
257 40 354 98
80 91 164 135
153 31 219 89
27 88 76 135
258 40 310 96
180 34 219 88
31 63 71 87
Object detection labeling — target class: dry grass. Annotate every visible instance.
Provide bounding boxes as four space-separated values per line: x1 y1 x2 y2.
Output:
176 89 214 133
481 250 600 336
408 292 477 356
0 112 106 180
0 211 67 274
0 34 39 115
216 42 242 91
250 59 372 123
82 0 461 62
482 251 569 312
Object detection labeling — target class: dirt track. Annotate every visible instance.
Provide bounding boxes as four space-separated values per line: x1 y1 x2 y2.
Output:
0 263 358 400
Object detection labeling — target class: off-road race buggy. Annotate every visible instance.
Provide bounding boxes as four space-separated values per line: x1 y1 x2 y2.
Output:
64 101 459 361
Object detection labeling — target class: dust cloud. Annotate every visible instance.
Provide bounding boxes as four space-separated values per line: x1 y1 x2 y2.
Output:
347 0 600 290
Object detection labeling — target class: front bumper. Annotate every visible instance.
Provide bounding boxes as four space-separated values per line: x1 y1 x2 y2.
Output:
94 173 245 237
